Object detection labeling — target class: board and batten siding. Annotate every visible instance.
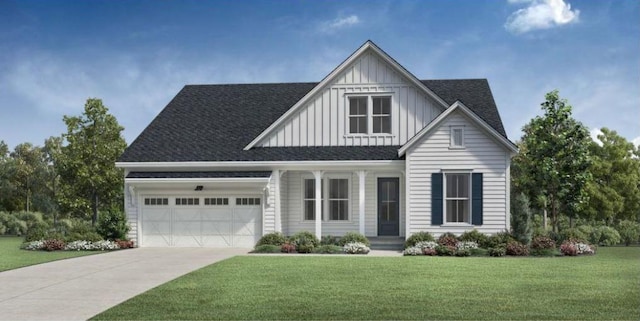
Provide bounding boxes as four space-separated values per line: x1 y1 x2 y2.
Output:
406 110 510 236
258 49 443 147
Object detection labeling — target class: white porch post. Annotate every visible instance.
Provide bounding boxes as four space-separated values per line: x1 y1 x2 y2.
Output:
273 169 281 233
312 170 323 238
356 170 367 235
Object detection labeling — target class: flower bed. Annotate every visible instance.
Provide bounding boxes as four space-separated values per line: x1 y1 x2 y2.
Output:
22 239 128 251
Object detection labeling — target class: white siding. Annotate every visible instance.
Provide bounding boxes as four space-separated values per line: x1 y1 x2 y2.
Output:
124 184 138 243
263 176 276 234
406 111 510 237
258 49 442 148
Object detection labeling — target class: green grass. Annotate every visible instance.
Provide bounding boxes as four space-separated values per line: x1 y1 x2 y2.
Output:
0 236 97 272
92 247 640 320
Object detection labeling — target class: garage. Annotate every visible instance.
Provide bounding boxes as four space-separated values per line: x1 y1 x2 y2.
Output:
140 195 262 247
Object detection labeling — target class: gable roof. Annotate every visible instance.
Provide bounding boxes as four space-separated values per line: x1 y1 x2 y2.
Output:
118 79 508 163
243 40 450 150
398 101 517 157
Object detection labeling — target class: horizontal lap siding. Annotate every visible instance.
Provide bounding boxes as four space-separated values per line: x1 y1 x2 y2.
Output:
259 49 441 148
407 111 509 237
263 178 276 234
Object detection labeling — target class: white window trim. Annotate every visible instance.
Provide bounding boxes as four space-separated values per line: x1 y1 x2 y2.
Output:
302 177 324 221
449 125 465 149
346 94 394 136
301 174 352 222
442 171 472 225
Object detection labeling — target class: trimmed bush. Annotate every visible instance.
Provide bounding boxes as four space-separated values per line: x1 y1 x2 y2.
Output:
66 220 103 242
437 233 458 247
404 231 435 248
43 239 66 251
459 229 488 246
0 212 27 236
313 245 343 254
597 226 621 246
256 232 286 247
253 244 281 253
560 241 577 256
470 248 488 256
115 239 135 249
24 222 51 242
435 245 455 256
343 242 370 254
338 232 370 247
423 248 437 256
281 242 296 253
558 228 588 243
97 208 130 241
488 246 506 257
296 244 313 253
506 241 529 256
320 235 339 246
456 241 478 251
415 241 438 250
455 249 471 257
288 231 319 247
295 235 315 253
616 220 640 246
403 246 422 256
484 231 515 249
530 236 556 256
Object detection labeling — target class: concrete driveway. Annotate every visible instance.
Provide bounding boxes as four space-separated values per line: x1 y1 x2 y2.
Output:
0 247 247 321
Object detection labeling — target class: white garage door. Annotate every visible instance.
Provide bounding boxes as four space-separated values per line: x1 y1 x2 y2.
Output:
141 196 262 247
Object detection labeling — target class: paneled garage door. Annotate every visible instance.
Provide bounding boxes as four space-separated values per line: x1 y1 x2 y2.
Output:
141 196 262 247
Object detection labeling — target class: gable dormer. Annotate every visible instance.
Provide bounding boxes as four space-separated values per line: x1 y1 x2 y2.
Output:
245 41 448 149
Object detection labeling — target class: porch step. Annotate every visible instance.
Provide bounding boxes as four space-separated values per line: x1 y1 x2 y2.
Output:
368 237 405 251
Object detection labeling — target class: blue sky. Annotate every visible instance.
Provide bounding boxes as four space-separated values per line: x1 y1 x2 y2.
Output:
1 0 638 149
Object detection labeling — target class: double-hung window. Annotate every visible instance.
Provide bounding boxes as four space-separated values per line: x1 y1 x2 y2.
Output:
348 96 392 135
445 173 470 223
303 177 349 221
303 179 324 220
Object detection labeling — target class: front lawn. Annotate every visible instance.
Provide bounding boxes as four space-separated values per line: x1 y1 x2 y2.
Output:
92 247 639 320
0 236 97 272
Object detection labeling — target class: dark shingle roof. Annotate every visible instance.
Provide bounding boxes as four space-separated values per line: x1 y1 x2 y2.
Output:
127 171 272 179
119 80 506 162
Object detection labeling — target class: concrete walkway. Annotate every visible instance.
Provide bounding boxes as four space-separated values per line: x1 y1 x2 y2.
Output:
0 247 247 321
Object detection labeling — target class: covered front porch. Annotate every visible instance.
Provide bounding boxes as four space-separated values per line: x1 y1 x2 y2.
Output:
267 168 406 238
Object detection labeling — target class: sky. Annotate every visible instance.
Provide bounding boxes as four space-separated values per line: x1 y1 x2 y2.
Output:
0 0 638 150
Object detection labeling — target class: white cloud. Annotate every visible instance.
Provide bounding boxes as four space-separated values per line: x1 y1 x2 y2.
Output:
590 128 604 146
320 15 360 33
633 137 640 148
505 0 580 34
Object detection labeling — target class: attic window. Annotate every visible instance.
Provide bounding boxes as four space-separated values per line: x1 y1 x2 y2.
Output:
348 95 392 135
349 97 367 134
450 126 465 148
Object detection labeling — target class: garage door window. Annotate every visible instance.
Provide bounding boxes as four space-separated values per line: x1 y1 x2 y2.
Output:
236 197 260 205
204 198 229 205
176 198 200 205
144 198 168 206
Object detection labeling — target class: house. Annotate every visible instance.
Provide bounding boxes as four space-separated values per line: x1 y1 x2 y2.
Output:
116 41 518 248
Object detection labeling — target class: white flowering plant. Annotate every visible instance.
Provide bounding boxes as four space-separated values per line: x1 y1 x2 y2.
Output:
22 240 45 251
403 246 422 256
575 242 595 255
415 241 438 250
343 242 370 254
456 241 479 251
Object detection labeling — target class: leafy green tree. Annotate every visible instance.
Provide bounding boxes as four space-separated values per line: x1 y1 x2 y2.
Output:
9 143 48 212
0 140 14 211
511 193 532 245
55 98 127 225
512 90 592 232
585 128 640 224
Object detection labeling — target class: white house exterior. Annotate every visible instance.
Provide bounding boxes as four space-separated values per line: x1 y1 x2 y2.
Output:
116 41 518 247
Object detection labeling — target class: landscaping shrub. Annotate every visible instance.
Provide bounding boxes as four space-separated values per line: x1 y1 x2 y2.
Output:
256 232 286 247
560 241 577 256
115 239 135 249
281 242 296 253
21 240 45 250
313 245 343 254
64 240 120 251
320 235 339 246
295 235 315 253
65 220 103 242
597 226 621 246
0 212 27 236
616 220 640 246
97 208 130 240
423 248 437 256
24 222 51 242
510 193 532 245
530 236 556 256
435 245 455 256
437 233 458 247
404 231 435 248
415 241 438 250
338 232 370 246
456 241 478 251
488 246 506 257
455 249 471 257
15 211 46 228
252 245 282 253
506 241 529 256
458 229 488 246
343 242 370 254
470 248 488 256
484 231 515 249
558 228 588 243
403 246 422 256
288 231 319 247
43 239 66 251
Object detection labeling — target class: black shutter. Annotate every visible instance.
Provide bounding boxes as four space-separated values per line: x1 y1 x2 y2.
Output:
431 173 443 226
472 173 483 226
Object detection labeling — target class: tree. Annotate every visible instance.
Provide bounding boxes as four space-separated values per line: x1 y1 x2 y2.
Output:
512 90 592 232
0 140 14 211
9 143 48 212
511 193 532 245
585 128 640 224
55 98 127 225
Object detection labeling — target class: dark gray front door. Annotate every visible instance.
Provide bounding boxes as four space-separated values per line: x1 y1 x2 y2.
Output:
378 178 399 236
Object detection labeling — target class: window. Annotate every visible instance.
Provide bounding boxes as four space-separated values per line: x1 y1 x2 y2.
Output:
328 178 349 220
348 97 367 134
236 197 261 206
204 198 229 206
450 126 464 148
445 173 470 223
348 95 392 135
372 97 391 134
144 198 168 206
176 197 199 206
303 179 324 220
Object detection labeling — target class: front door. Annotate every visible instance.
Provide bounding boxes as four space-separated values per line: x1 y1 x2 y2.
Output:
378 178 399 236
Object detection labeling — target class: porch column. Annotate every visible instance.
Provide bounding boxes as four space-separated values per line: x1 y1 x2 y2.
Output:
356 170 367 235
312 170 323 238
273 170 281 233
